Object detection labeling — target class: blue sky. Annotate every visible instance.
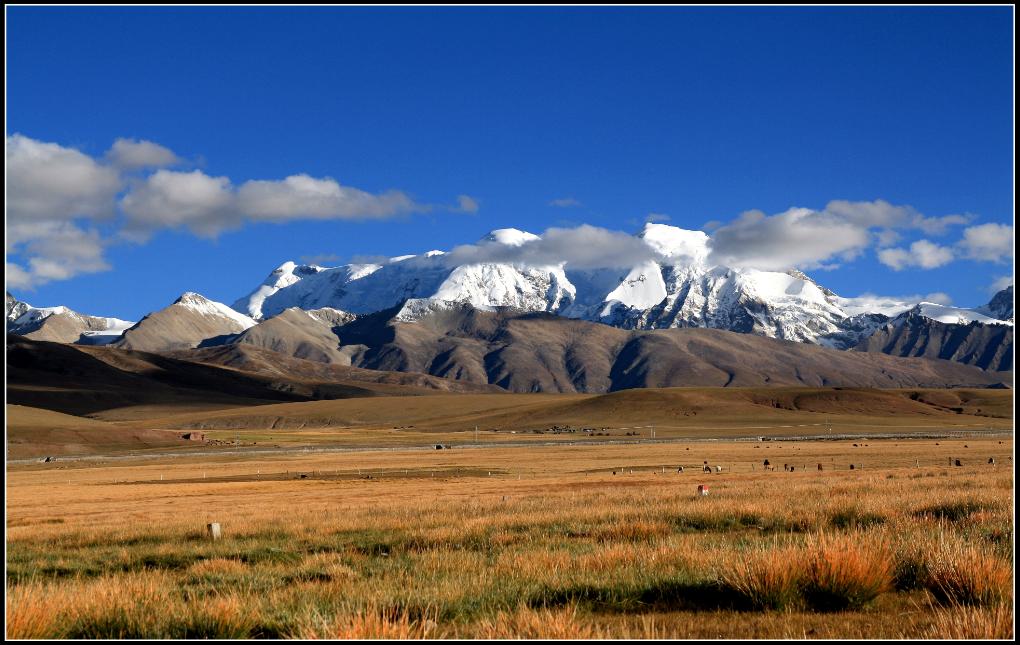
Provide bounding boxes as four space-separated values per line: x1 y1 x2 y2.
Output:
6 6 1014 320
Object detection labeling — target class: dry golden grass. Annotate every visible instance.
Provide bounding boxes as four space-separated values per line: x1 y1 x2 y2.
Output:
6 437 1014 639
923 603 1015 639
800 532 894 610
924 537 1014 607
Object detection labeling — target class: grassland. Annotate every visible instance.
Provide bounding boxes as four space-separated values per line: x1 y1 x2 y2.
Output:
6 436 1014 639
6 387 1013 459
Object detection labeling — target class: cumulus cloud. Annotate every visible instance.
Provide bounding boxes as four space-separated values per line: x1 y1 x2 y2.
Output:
121 169 237 238
988 276 1013 294
106 138 180 170
6 222 110 289
645 213 671 223
825 199 970 234
708 207 870 270
6 133 120 225
548 197 582 208
442 224 659 270
958 223 1013 263
706 199 980 272
877 240 955 271
6 134 447 286
6 135 121 287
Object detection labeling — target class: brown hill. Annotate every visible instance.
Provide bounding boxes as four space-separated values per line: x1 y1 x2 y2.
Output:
855 314 1013 371
5 334 500 419
328 306 1009 392
113 292 256 352
218 307 356 364
146 386 1014 434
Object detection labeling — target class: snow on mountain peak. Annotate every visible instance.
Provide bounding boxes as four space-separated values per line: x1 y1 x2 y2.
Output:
637 223 710 262
480 228 540 247
176 292 256 329
907 302 1012 327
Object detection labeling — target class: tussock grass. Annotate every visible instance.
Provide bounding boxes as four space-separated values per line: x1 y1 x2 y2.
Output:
800 533 893 611
924 539 1013 607
719 543 803 610
6 437 1014 639
923 603 1014 639
294 606 442 639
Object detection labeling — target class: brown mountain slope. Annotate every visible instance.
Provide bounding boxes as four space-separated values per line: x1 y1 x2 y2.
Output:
329 306 1010 392
854 314 1013 371
5 335 500 419
113 292 256 352
217 307 355 364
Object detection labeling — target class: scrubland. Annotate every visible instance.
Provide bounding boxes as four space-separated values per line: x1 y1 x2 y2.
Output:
6 438 1014 639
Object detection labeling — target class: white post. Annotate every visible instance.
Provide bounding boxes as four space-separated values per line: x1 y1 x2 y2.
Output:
207 522 221 541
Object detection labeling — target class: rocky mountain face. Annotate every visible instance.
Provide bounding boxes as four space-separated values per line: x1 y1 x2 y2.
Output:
6 292 133 345
219 304 1005 393
112 292 257 352
219 307 357 364
977 286 1014 322
855 302 1014 371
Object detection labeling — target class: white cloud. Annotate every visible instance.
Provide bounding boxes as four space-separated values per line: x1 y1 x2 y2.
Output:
923 291 954 305
6 134 445 287
874 228 901 247
443 224 659 270
989 275 1013 294
825 199 970 234
877 239 955 271
121 169 237 238
645 213 671 223
6 135 122 287
237 174 419 222
121 171 425 238
708 207 870 270
7 222 110 289
958 223 1013 263
839 291 953 316
6 133 120 225
704 199 980 272
549 197 582 208
455 195 479 213
106 138 180 170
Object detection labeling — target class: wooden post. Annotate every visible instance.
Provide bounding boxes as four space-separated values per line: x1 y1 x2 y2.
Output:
207 522 222 541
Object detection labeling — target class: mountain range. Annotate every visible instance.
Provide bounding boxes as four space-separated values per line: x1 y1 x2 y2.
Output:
6 224 1014 392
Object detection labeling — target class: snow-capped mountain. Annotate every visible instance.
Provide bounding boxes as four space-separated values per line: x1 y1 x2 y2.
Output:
855 298 1014 371
6 292 134 345
976 286 1014 322
236 223 998 348
113 292 256 352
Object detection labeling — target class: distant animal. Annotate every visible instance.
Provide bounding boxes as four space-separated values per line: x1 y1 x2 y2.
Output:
817 463 823 471
763 459 770 466
988 457 995 465
677 466 684 473
703 465 712 473
790 466 795 472
715 465 722 472
954 459 962 467
849 464 855 470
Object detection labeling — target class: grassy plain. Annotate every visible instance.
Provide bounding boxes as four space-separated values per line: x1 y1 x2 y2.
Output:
6 436 1014 639
6 387 1013 459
